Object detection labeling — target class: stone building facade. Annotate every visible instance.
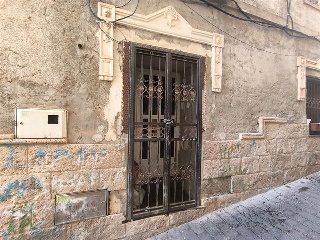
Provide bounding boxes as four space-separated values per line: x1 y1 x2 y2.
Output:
0 0 320 239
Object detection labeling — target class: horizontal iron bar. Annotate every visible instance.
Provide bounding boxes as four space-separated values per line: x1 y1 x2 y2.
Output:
134 122 198 126
133 138 198 142
132 209 165 220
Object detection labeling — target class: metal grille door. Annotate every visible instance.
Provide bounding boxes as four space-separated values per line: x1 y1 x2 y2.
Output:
307 78 320 135
127 44 202 220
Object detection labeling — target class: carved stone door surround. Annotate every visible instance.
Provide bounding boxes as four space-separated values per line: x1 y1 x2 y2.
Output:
97 3 224 92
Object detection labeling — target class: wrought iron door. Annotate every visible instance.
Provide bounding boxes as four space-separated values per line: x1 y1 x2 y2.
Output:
127 44 202 220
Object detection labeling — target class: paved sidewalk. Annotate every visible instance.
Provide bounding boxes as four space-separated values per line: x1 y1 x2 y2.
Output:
149 172 320 240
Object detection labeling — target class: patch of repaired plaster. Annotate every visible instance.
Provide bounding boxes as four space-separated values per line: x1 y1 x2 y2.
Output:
103 52 122 141
92 125 105 143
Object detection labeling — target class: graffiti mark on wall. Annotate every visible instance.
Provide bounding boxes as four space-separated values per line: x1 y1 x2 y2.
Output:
219 142 244 159
4 146 15 169
77 146 109 161
78 146 87 160
54 147 73 161
33 146 110 162
249 140 257 154
3 202 32 239
35 148 51 162
0 177 42 202
218 140 259 159
2 145 112 169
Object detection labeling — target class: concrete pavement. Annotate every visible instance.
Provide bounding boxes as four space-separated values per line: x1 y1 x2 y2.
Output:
149 172 320 240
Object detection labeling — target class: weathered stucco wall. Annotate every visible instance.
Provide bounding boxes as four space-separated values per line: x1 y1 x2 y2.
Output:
1 0 320 239
0 0 112 143
238 0 320 36
186 2 320 140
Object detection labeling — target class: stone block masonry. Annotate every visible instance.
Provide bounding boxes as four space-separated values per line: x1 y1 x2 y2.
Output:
202 121 320 210
0 121 318 239
0 143 129 239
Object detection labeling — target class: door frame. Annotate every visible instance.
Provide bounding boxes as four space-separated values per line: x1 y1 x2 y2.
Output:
126 42 203 221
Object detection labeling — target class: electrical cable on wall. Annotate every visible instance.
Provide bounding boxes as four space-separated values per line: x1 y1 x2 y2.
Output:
181 1 298 57
231 0 251 19
112 0 140 23
286 0 294 29
196 0 320 43
87 0 132 43
116 0 134 8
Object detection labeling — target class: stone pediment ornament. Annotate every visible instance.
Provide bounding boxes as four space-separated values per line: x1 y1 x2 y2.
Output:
97 3 224 92
164 6 179 28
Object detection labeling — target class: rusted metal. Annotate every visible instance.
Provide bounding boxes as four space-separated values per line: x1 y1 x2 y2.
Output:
54 190 108 225
307 78 320 135
127 43 202 220
126 42 136 221
122 41 131 134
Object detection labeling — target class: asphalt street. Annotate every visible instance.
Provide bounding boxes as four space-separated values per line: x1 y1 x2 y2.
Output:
149 172 320 240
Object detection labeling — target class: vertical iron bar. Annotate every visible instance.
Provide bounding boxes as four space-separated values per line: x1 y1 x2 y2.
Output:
312 81 314 122
189 144 192 201
181 179 184 202
156 182 159 206
157 56 161 207
195 58 202 207
164 53 172 213
311 81 316 122
149 54 153 121
147 175 151 207
191 61 194 85
314 82 316 122
311 81 314 122
140 54 144 118
317 82 319 122
174 180 176 203
138 142 142 209
174 59 178 205
312 83 317 122
191 63 195 123
147 53 153 208
137 53 143 210
183 60 186 84
127 43 136 221
158 56 161 122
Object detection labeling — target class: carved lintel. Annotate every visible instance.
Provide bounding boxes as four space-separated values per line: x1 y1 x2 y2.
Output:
98 3 115 81
98 3 225 87
105 4 224 46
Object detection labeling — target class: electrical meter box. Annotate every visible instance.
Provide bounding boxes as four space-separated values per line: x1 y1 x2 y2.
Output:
15 108 67 139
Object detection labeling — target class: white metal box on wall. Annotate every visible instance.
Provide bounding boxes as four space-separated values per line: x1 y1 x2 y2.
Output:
15 108 67 139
